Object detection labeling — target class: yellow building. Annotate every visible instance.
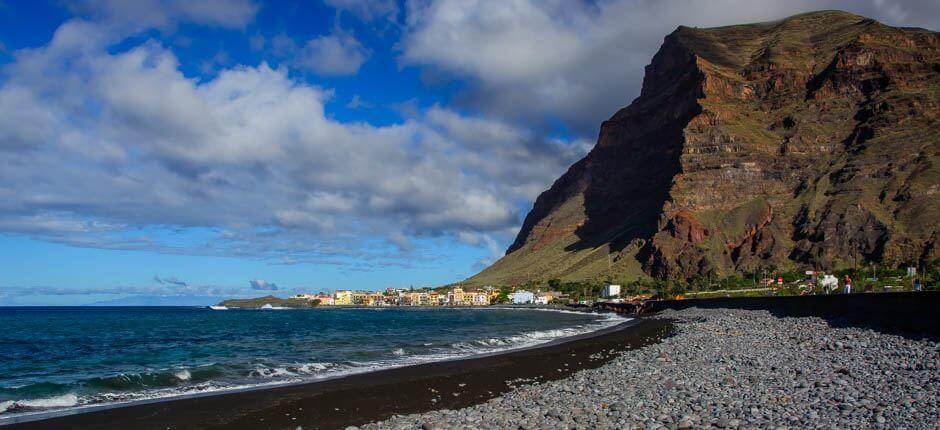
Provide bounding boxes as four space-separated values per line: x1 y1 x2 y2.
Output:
366 292 385 306
334 290 353 305
352 292 369 305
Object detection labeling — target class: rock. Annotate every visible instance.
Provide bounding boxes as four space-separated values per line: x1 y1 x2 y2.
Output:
359 308 938 430
467 9 939 285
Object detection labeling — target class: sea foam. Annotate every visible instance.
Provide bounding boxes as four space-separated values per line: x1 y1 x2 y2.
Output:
174 369 192 381
16 393 79 409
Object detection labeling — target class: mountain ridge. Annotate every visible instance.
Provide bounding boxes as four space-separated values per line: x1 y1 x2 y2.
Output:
468 10 939 286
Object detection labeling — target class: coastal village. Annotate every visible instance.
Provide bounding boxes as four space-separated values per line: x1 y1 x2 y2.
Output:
289 286 567 307
219 263 934 309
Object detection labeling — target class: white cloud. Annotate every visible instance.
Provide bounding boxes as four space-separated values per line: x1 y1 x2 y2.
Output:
249 278 278 290
401 0 940 134
0 19 586 266
296 30 370 75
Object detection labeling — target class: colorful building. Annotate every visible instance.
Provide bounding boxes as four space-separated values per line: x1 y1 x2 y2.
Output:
334 290 353 305
315 294 334 306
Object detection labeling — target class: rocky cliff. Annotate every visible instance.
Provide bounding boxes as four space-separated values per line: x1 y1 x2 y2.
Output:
469 10 939 286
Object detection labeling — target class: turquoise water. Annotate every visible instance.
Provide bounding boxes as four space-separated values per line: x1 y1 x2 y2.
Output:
0 306 621 418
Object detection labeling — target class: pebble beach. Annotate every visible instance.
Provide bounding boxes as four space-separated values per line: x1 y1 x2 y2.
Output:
362 308 939 430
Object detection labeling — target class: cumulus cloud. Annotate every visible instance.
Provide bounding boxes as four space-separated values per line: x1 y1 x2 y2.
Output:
296 30 370 75
249 279 278 290
401 0 940 135
0 18 585 266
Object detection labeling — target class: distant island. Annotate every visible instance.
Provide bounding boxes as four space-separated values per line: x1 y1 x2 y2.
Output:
217 295 319 309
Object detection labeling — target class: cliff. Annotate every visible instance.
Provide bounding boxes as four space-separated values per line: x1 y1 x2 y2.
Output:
469 10 939 285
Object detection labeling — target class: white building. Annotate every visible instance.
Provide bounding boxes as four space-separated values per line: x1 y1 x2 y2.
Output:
534 295 550 305
602 284 621 299
511 290 534 304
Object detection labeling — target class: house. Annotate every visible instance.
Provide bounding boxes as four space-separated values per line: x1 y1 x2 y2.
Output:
471 292 489 305
293 293 317 300
315 294 334 306
447 288 466 306
334 290 353 305
534 291 562 305
352 292 369 305
602 284 621 299
365 292 385 306
511 290 534 304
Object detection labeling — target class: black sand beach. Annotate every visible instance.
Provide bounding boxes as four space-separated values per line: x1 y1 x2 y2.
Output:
4 318 672 430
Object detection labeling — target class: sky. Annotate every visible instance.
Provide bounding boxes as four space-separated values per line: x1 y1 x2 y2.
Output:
0 0 937 305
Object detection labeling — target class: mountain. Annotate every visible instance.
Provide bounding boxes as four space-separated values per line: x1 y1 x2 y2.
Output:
469 10 939 286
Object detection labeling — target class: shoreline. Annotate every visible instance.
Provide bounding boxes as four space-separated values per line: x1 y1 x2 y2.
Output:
366 307 939 429
3 315 672 429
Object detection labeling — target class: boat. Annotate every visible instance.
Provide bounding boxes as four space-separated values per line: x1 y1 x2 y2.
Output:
208 305 228 310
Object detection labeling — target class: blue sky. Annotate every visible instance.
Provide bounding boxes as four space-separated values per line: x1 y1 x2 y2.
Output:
0 0 936 305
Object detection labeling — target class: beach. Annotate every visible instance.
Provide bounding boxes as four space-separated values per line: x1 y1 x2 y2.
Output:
366 308 939 429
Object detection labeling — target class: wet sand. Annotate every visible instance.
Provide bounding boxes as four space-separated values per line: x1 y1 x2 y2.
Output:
5 318 672 430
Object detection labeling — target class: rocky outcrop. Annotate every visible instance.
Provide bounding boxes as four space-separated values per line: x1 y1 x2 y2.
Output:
469 11 939 285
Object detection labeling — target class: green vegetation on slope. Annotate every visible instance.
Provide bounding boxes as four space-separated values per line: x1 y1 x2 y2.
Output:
218 296 319 308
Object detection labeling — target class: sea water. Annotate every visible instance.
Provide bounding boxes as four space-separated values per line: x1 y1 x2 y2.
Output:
0 306 624 419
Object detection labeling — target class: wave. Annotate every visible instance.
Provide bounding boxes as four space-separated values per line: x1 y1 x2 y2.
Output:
174 369 191 381
0 308 628 421
81 365 223 391
1 394 79 415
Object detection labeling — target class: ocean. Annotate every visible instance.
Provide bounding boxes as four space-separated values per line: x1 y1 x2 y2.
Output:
0 306 624 420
